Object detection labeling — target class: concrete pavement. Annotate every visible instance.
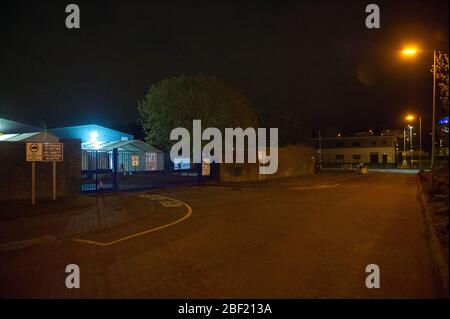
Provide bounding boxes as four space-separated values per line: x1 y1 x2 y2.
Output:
0 172 445 298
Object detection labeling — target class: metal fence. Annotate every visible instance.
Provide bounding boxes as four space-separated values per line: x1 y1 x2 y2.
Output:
81 149 218 193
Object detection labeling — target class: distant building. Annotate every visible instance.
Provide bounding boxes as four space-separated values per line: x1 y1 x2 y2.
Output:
81 139 164 171
47 124 133 144
437 116 449 157
311 135 397 168
0 132 59 143
0 117 164 172
0 117 41 134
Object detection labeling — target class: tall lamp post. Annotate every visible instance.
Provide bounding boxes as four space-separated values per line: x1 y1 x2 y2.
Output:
409 125 413 166
405 114 422 168
401 48 437 171
431 50 437 171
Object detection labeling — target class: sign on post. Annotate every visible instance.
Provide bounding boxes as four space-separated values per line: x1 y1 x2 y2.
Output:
43 143 64 162
25 143 64 204
26 143 43 161
131 155 139 167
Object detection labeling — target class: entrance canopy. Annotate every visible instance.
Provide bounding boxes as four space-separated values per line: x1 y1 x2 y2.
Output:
82 139 163 153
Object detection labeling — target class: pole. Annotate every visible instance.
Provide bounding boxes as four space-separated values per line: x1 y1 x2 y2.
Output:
410 125 413 167
403 128 406 166
52 161 56 200
419 116 422 169
318 130 322 169
431 50 437 171
31 162 36 205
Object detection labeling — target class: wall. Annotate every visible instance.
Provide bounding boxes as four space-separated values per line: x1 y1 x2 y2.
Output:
0 139 81 201
219 145 315 182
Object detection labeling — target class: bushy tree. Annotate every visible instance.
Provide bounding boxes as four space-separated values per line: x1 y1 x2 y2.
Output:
433 51 449 111
138 75 257 151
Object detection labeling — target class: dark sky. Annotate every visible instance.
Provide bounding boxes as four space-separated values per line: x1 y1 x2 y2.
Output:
0 0 448 134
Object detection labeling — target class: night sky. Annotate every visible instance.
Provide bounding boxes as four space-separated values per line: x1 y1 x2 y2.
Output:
0 0 448 134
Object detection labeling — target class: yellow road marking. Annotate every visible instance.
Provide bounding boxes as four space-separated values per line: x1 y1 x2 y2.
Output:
73 196 192 247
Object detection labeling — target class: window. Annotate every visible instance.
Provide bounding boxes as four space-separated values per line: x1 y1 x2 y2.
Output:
174 158 190 170
353 154 361 160
382 140 387 146
145 152 157 170
336 142 344 147
372 141 376 146
352 141 361 147
335 155 344 161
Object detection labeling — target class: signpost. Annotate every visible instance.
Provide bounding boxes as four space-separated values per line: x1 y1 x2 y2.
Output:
131 155 139 167
26 142 63 204
26 143 42 205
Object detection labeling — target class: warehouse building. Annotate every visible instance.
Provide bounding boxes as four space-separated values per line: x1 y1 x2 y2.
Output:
0 117 165 172
311 135 397 168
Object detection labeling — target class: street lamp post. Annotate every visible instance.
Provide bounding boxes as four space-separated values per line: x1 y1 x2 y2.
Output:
405 114 421 168
401 48 438 171
409 125 413 167
419 115 422 168
403 128 407 166
431 50 437 171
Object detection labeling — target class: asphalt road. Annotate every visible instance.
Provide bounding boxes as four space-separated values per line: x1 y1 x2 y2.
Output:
0 172 444 298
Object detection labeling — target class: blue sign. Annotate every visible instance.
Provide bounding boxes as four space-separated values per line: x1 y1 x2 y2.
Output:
438 116 448 125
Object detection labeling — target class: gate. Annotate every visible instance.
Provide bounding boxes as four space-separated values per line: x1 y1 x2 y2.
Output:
81 149 115 192
81 149 219 193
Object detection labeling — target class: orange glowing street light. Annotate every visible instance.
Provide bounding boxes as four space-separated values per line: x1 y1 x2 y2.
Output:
405 114 415 122
402 48 418 56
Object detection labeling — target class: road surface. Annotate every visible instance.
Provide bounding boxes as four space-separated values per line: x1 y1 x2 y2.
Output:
0 172 444 298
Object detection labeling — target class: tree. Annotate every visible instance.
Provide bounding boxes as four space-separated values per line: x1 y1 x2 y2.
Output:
138 75 257 151
433 51 449 111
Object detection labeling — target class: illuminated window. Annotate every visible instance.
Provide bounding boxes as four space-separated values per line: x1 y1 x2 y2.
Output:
145 152 158 170
174 158 190 170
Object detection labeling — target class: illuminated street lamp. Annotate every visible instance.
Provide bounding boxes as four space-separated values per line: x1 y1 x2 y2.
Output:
402 48 417 56
405 114 422 168
408 124 413 166
401 47 437 170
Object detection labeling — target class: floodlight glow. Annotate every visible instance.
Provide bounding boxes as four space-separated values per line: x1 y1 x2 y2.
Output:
90 131 99 141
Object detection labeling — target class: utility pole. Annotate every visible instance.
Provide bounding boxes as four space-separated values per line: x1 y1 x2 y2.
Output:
431 50 437 171
419 116 422 169
409 125 413 167
402 128 407 166
318 130 322 169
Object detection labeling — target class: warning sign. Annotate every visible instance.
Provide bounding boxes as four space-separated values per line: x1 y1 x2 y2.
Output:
26 143 43 161
131 155 139 167
43 143 63 162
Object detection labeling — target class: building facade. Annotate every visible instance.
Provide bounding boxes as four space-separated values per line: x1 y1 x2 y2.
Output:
311 135 397 168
